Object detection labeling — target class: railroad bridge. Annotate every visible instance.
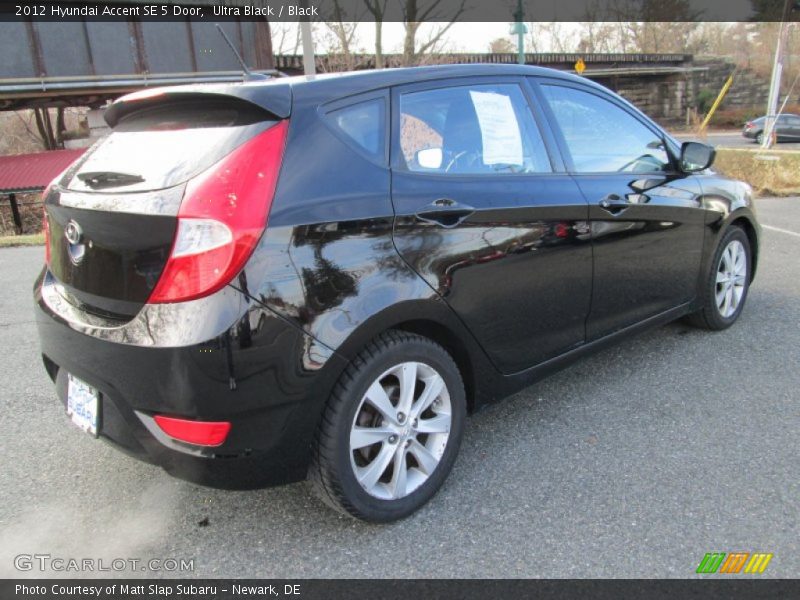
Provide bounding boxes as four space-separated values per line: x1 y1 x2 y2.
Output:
0 19 763 122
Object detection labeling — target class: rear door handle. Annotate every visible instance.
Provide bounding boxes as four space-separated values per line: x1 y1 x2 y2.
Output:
599 194 632 214
415 198 475 228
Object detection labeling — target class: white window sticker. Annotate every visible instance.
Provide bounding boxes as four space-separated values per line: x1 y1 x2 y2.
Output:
469 90 524 166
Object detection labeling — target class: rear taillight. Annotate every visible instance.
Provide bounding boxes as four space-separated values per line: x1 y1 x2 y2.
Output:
148 120 289 303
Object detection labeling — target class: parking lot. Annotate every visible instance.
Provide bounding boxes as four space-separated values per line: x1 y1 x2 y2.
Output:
0 196 797 579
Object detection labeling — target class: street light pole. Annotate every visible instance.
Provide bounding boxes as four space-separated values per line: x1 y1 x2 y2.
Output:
511 0 527 65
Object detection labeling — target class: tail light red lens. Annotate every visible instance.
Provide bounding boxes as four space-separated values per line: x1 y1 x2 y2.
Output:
153 415 231 446
149 119 289 303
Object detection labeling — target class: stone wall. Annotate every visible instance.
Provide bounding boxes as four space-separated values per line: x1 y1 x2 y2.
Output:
692 59 771 109
591 59 771 124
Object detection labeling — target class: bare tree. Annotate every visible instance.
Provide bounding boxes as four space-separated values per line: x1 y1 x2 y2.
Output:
363 0 389 68
602 0 701 53
489 37 516 53
271 22 301 55
30 108 65 151
576 21 622 53
401 0 467 66
526 22 580 54
324 0 361 70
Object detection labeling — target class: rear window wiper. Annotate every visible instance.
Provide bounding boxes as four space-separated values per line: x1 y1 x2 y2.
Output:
77 171 145 189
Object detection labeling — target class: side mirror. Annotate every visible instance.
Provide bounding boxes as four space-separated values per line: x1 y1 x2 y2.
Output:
416 147 443 170
680 141 715 172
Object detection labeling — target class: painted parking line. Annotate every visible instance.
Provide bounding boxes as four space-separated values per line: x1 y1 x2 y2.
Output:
762 224 800 238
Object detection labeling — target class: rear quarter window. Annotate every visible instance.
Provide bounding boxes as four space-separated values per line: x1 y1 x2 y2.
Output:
323 97 386 163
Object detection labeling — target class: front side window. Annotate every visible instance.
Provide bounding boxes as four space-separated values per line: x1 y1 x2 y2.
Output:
399 84 551 175
541 84 670 174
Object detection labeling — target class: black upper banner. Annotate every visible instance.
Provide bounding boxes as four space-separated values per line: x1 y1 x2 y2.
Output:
2 579 800 600
2 0 800 23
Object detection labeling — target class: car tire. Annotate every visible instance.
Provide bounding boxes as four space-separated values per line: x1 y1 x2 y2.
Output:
755 132 764 145
309 330 466 522
686 226 752 331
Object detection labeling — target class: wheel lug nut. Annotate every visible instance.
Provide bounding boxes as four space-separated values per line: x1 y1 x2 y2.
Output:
412 419 418 427
397 412 406 423
405 439 411 447
389 435 398 444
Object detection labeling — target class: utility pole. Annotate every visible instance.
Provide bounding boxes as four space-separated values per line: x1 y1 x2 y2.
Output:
300 21 315 76
299 0 316 76
762 0 793 148
510 0 527 65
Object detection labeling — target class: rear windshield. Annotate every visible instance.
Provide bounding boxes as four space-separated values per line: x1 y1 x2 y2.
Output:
66 100 274 193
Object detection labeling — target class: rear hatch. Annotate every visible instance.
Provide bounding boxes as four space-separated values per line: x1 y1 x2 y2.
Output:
45 87 290 320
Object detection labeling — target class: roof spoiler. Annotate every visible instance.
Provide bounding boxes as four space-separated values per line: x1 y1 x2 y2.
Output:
104 82 292 127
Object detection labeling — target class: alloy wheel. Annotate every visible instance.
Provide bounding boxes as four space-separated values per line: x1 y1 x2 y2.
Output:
715 239 747 318
349 362 451 500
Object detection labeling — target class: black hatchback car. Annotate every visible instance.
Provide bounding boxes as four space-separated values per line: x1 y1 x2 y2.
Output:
36 65 759 522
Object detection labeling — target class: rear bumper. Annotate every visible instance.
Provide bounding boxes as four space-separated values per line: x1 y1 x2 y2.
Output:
34 268 346 489
742 129 758 139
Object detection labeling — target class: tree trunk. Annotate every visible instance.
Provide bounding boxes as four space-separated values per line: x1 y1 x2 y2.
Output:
403 0 418 66
55 107 65 148
33 109 48 150
33 108 55 151
403 24 417 66
375 19 383 69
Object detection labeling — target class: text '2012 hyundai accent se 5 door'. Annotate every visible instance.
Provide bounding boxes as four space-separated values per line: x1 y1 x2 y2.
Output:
35 65 760 522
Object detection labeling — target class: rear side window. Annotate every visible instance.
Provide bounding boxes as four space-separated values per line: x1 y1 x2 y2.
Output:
541 85 670 174
325 98 386 161
67 100 274 193
398 83 551 175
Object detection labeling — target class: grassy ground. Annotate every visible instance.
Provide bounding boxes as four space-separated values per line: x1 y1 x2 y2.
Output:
0 233 44 247
714 148 800 196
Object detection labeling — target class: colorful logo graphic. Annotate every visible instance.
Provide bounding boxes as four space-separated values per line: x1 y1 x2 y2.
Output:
696 552 773 574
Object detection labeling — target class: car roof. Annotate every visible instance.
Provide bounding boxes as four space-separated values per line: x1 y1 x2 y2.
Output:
286 64 593 96
107 65 609 126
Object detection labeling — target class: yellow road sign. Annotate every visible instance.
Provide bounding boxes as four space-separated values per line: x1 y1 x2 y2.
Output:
575 58 586 75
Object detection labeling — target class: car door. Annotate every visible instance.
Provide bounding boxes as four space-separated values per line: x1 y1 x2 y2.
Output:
775 115 790 140
532 79 706 340
784 116 800 140
390 77 592 374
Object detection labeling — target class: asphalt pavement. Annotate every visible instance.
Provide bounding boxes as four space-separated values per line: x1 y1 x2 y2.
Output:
0 197 798 578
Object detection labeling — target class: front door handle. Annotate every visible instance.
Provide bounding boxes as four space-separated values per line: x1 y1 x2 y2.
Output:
415 198 475 228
